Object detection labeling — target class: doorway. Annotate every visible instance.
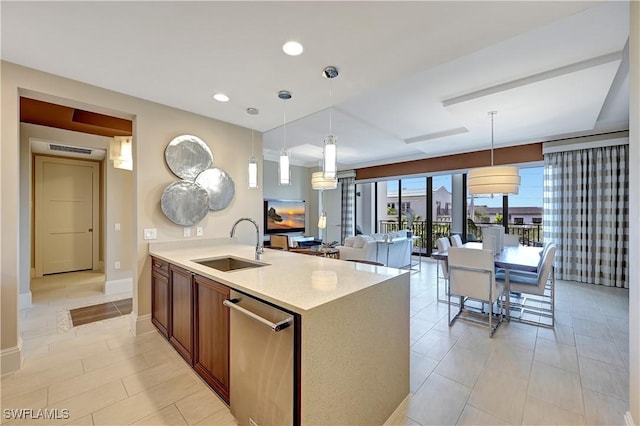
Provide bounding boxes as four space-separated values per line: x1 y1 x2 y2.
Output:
34 155 100 276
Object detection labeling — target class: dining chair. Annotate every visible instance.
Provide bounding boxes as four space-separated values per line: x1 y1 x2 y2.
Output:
435 237 451 303
496 243 556 327
447 247 505 337
482 234 497 254
503 233 520 246
269 234 290 251
449 234 463 247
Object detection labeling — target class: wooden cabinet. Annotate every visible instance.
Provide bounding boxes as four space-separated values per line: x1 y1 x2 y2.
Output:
151 257 170 339
193 275 230 403
169 264 193 365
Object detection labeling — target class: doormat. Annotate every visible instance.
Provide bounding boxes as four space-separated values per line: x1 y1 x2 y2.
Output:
69 298 132 327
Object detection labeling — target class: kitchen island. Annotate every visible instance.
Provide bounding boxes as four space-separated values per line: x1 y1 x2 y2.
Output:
149 238 410 426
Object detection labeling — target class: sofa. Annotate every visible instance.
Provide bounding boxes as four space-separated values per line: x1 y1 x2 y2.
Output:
337 231 413 268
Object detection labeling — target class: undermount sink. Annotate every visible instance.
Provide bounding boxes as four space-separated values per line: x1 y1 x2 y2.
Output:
192 256 267 272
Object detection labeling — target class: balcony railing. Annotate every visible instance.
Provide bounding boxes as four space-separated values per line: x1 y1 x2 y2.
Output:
378 220 543 255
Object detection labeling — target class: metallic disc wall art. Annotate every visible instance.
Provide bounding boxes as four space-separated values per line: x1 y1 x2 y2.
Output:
195 167 235 211
160 180 209 226
165 134 213 181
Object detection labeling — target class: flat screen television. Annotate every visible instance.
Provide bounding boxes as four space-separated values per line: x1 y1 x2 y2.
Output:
264 199 305 234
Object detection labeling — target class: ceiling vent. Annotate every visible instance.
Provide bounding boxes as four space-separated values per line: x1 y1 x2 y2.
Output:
49 144 92 155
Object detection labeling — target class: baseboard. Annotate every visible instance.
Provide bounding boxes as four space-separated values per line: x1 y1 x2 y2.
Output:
129 313 154 336
19 291 32 309
1 339 23 376
624 411 635 426
104 277 132 295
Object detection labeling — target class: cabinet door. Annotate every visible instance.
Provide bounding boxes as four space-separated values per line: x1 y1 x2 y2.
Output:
151 269 169 338
193 275 230 403
169 264 193 365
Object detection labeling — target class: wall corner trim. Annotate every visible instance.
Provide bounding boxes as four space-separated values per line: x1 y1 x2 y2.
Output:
19 291 32 309
104 278 133 295
1 340 23 376
129 313 154 336
624 411 635 426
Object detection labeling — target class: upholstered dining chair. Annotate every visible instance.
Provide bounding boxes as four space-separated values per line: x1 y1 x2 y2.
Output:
269 234 289 251
435 237 451 302
503 233 520 246
448 247 505 337
496 243 557 327
449 234 463 247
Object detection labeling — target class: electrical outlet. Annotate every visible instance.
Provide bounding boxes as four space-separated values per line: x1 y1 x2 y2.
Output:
114 261 121 270
114 223 121 231
196 226 203 237
184 227 191 237
143 228 157 240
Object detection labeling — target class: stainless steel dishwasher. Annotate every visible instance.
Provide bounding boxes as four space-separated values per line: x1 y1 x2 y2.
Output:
223 290 295 426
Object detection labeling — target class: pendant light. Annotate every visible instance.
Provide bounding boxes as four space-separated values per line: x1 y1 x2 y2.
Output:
468 111 520 196
322 66 338 179
278 90 291 186
247 107 259 189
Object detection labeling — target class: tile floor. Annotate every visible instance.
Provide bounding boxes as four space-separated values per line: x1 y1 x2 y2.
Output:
0 260 630 425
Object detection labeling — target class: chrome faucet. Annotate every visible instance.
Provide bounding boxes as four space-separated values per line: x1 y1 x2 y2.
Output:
230 217 264 261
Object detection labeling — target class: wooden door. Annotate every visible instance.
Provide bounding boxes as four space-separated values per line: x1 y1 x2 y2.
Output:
35 156 99 275
193 275 230 403
169 264 193 365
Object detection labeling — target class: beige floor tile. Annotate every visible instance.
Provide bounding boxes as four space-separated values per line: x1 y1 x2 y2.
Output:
534 338 579 373
406 373 471 426
175 389 229 425
143 346 185 367
454 325 498 357
92 374 202 425
578 356 629 401
49 355 150 404
194 410 238 426
43 380 127 426
412 302 449 324
65 414 94 425
582 388 629 426
527 361 584 416
0 388 48 422
492 321 538 350
132 404 187 425
575 333 625 368
121 358 191 396
81 336 170 372
467 365 527 425
431 314 473 339
384 397 421 426
2 362 85 398
411 330 458 361
410 317 436 343
434 345 487 388
484 343 533 381
521 395 585 425
573 317 613 341
456 404 510 426
410 351 438 394
536 323 576 347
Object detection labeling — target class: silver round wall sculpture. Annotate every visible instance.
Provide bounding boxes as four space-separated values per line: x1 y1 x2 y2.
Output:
165 134 213 181
195 167 235 211
160 180 209 226
161 134 236 226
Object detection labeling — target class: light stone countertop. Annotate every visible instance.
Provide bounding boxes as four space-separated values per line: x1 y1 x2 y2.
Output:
149 241 408 314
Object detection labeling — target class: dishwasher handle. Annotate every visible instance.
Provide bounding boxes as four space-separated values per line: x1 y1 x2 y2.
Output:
223 298 293 332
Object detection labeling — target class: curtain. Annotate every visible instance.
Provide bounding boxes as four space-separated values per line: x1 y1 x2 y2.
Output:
543 145 628 288
339 176 355 242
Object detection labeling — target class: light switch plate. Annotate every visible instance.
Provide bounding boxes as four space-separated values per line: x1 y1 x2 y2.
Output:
184 227 191 237
143 228 157 240
114 223 121 231
196 226 203 237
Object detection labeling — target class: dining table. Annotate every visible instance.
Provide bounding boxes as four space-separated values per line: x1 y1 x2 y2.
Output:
431 242 542 321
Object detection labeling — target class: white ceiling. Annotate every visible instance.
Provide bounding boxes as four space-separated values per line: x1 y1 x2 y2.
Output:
1 1 630 170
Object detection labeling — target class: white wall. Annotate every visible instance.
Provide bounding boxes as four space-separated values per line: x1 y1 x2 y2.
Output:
2 62 263 372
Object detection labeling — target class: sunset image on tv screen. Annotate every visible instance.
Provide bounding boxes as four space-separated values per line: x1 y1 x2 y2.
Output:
267 200 305 230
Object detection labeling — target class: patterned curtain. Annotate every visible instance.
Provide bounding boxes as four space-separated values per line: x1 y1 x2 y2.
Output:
339 176 355 242
543 145 629 288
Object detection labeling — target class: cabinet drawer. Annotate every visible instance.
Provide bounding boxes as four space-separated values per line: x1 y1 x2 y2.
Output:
151 257 169 276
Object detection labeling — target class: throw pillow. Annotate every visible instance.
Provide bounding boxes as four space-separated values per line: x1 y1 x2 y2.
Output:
352 235 367 248
344 237 356 247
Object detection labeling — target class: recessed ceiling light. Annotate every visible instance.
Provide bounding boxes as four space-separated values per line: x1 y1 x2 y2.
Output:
282 41 303 56
213 93 230 102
